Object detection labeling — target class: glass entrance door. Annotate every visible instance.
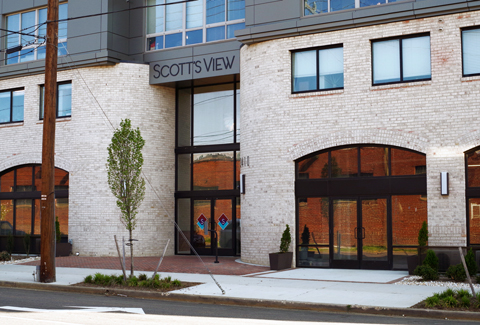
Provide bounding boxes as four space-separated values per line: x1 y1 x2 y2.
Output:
331 197 389 269
192 198 236 256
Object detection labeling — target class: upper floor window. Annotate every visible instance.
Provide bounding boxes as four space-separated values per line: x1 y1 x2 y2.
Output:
462 27 480 77
304 0 407 15
39 81 72 119
146 0 245 51
0 89 24 124
292 45 344 93
372 34 431 85
6 3 68 65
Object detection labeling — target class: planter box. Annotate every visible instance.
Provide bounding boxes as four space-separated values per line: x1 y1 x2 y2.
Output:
56 243 72 257
269 252 293 270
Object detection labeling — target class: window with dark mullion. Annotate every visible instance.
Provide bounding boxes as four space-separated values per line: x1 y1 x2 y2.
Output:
0 89 24 124
292 45 344 93
39 82 72 119
372 34 431 85
462 27 480 77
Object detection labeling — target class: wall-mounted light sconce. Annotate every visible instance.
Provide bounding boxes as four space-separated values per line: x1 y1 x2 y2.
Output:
240 174 245 194
441 172 449 195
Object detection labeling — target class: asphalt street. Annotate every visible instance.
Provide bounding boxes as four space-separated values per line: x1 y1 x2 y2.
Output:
0 287 479 325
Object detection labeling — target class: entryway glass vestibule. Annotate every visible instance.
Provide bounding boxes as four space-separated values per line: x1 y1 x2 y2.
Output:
296 145 427 270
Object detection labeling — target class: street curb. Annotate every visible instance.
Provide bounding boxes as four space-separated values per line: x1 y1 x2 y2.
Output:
1 280 480 321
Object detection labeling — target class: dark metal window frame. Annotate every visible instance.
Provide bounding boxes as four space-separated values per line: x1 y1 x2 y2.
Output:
461 26 480 78
174 77 241 256
291 44 344 94
465 147 480 246
0 164 68 236
39 80 72 120
0 87 24 124
371 33 431 86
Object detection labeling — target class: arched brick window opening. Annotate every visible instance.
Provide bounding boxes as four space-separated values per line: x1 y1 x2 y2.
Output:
0 164 68 254
295 144 427 270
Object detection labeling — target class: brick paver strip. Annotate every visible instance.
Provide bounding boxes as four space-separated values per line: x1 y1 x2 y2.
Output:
21 256 269 275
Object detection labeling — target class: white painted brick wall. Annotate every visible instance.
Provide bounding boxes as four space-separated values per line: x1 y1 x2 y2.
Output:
240 11 480 265
0 63 176 257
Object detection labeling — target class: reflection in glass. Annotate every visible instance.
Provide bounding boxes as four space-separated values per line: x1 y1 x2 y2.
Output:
58 4 68 39
187 0 203 29
403 36 431 81
58 83 72 117
165 33 182 48
331 0 355 12
319 47 344 89
361 0 386 6
16 166 33 192
147 36 164 51
186 29 203 45
298 197 329 245
207 0 225 24
193 200 210 249
215 199 232 249
193 152 234 190
21 11 36 44
331 147 358 178
362 199 387 261
0 200 14 235
304 0 328 15
0 92 11 123
12 90 24 122
463 29 480 76
0 170 14 192
147 0 165 34
227 22 245 39
360 147 388 177
16 199 32 235
177 198 191 253
228 0 245 21
373 39 400 84
177 154 191 191
55 168 69 188
297 152 329 179
392 195 427 246
193 85 234 145
166 0 183 31
292 50 317 92
56 198 69 235
391 148 426 176
333 199 357 260
467 150 480 187
34 199 41 235
469 198 480 244
207 26 225 42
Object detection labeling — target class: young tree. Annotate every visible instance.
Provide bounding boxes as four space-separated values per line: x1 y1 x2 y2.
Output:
106 119 146 276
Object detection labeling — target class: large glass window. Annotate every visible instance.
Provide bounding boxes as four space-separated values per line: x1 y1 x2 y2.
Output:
304 0 406 15
462 27 480 77
372 34 431 85
40 81 72 119
297 145 426 179
147 0 245 50
0 165 69 238
6 3 68 65
292 46 344 93
0 89 24 124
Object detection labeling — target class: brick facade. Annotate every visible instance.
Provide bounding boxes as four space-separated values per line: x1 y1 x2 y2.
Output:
240 11 480 265
0 63 176 256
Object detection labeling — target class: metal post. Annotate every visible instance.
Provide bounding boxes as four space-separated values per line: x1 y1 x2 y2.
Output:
458 247 476 297
40 0 59 283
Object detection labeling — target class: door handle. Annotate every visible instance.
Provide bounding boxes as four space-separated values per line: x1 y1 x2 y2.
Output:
354 227 358 239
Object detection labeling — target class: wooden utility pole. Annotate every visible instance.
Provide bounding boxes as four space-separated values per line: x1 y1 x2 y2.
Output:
40 0 59 283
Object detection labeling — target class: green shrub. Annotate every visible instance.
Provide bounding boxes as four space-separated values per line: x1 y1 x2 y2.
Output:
93 273 106 285
127 276 138 287
465 249 478 276
164 276 171 283
280 224 291 253
423 250 439 272
414 265 439 281
418 221 428 247
442 295 458 308
84 275 93 284
446 264 466 282
425 295 440 307
138 273 147 281
172 279 182 286
438 288 455 299
460 296 471 308
0 251 10 261
456 289 471 299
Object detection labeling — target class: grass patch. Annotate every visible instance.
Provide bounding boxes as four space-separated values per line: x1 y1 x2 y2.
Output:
416 288 480 312
82 273 189 291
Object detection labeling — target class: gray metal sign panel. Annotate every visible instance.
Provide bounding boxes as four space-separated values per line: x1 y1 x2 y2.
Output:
149 50 240 84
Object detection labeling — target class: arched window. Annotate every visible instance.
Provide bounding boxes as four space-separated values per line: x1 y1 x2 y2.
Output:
295 145 427 270
0 165 68 253
466 148 480 246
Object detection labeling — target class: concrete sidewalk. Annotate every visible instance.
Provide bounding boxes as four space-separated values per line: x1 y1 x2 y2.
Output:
1 258 479 321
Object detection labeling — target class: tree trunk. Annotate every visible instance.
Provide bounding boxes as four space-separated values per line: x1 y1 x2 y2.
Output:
129 228 134 277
